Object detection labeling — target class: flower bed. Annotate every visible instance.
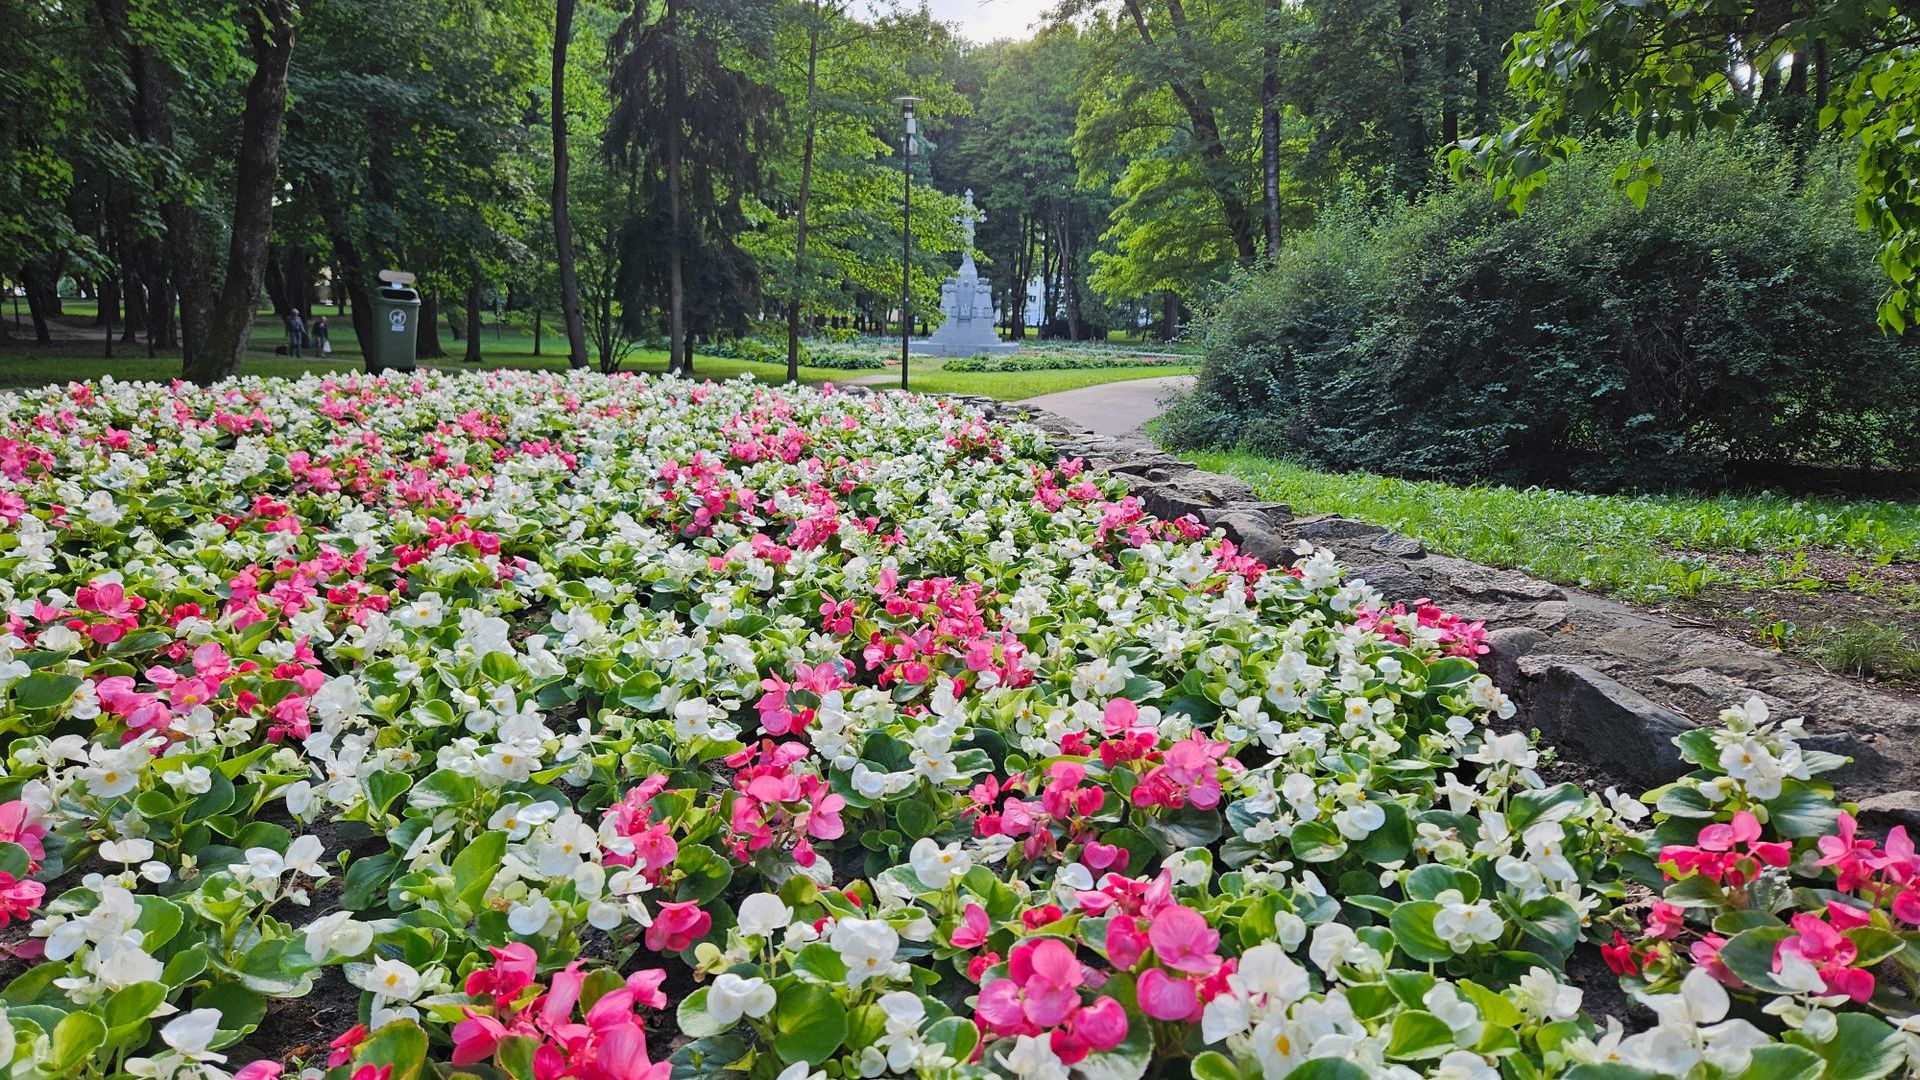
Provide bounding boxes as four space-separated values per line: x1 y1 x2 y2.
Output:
0 371 1912 1080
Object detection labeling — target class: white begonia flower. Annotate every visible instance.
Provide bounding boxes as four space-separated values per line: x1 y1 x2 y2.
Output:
354 957 423 1002
508 895 556 936
830 917 900 987
997 1034 1071 1080
707 972 777 1025
100 837 154 864
736 892 792 938
1431 889 1505 951
284 834 327 878
1332 800 1386 840
908 837 970 889
305 911 374 961
159 1008 225 1062
1515 966 1583 1021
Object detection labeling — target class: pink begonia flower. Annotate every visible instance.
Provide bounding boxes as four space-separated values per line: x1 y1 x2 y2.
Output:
1136 967 1200 1021
465 942 538 1002
0 801 47 865
643 901 711 953
626 969 668 1010
233 1064 283 1080
1689 934 1741 987
951 903 990 949
1775 911 1874 1003
1009 938 1084 1027
1148 904 1221 974
1644 900 1686 940
451 1013 514 1065
1070 996 1129 1051
0 873 45 927
1105 914 1149 969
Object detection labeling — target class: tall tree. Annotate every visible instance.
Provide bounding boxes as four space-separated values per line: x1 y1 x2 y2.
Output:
553 0 591 368
609 0 778 375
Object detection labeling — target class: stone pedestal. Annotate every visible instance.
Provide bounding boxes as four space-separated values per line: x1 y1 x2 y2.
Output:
913 253 1016 357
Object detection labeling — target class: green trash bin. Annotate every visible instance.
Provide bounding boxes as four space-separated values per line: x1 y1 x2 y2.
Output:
367 272 421 373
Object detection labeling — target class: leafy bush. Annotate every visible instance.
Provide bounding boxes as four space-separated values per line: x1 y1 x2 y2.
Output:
702 337 887 370
943 345 1192 372
1160 132 1920 490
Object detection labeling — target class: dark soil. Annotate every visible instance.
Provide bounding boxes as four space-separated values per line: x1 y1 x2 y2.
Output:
1657 548 1920 693
223 963 361 1070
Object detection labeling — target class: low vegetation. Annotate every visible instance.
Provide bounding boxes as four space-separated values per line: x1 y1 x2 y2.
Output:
1194 449 1920 682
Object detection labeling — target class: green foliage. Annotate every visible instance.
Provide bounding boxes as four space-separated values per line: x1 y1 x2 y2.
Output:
1163 132 1920 489
942 345 1190 372
1463 0 1920 330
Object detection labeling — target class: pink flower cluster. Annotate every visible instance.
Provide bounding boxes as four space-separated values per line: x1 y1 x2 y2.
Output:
975 938 1129 1064
721 741 844 867
1657 811 1790 888
1774 905 1876 1002
1354 599 1490 658
1816 812 1920 924
450 943 673 1080
599 776 678 884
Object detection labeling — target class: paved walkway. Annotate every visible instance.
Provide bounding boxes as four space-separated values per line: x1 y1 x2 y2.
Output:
1016 375 1196 436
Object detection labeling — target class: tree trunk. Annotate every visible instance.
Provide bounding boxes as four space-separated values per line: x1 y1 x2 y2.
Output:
1160 292 1178 341
418 295 445 357
1397 0 1428 188
23 262 57 344
122 266 145 343
533 308 543 355
464 285 482 362
1261 0 1283 258
786 5 823 384
446 298 464 339
666 0 689 376
186 0 296 384
552 0 590 369
97 0 214 367
264 245 290 315
286 242 311 315
98 274 120 330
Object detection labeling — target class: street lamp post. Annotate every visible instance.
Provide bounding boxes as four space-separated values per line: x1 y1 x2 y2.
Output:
894 95 921 392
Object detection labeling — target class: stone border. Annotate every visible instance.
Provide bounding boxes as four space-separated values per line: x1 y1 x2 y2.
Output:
946 393 1920 829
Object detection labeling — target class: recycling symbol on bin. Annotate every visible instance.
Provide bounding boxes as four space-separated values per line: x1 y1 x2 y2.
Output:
388 310 408 333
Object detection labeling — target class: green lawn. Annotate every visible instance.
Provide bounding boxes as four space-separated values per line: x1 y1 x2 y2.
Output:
1194 449 1920 681
882 362 1197 400
0 312 1196 400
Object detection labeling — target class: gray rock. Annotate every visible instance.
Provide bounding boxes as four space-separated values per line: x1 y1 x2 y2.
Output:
1857 792 1920 833
1131 474 1257 521
1485 627 1547 689
1371 531 1427 559
1525 663 1696 787
1344 562 1429 604
1209 510 1293 565
1294 515 1389 541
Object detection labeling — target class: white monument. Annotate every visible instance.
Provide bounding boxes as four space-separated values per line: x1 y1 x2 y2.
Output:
912 190 1018 357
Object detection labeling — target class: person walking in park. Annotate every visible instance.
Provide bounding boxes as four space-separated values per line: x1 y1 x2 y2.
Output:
287 311 305 358
312 315 331 356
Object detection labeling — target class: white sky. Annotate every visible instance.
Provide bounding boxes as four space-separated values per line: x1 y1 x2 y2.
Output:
925 0 1046 42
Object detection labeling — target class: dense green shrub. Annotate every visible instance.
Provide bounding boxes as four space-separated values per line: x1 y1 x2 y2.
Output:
1159 132 1920 489
943 345 1191 372
701 337 886 370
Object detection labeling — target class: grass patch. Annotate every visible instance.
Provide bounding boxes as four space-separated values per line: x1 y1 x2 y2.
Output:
1194 449 1920 683
891 363 1197 400
1 316 1189 400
